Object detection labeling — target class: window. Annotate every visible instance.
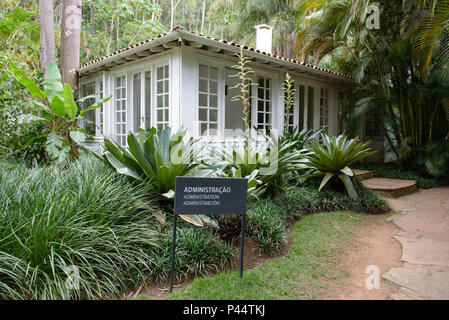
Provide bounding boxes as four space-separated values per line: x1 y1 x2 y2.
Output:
365 109 382 137
133 73 142 131
81 82 96 136
307 87 315 129
298 85 305 131
320 88 329 128
144 71 151 129
97 80 104 136
115 75 127 146
198 65 219 136
156 65 169 131
256 76 272 131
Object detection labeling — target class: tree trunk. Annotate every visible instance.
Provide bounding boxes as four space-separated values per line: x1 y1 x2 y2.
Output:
200 0 206 33
60 0 82 91
170 0 181 30
170 0 175 30
39 0 56 78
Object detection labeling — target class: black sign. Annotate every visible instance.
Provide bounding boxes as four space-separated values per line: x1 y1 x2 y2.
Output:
170 177 249 292
174 177 248 215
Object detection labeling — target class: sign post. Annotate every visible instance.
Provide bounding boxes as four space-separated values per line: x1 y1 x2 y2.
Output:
169 176 248 292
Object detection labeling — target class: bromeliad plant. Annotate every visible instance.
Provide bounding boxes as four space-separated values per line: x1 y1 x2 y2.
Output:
215 132 309 195
305 133 376 200
103 127 199 197
11 62 110 165
102 126 215 227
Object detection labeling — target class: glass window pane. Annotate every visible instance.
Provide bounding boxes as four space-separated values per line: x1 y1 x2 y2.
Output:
157 95 163 107
200 123 207 134
210 80 218 94
210 95 217 108
157 67 163 79
157 81 163 94
210 109 217 122
199 108 207 121
209 67 218 80
199 94 208 107
199 79 208 92
164 66 169 78
199 65 208 78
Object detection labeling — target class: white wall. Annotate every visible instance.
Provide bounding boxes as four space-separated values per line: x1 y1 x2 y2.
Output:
80 47 344 144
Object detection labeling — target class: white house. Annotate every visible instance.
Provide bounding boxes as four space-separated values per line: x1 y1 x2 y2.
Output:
78 25 355 148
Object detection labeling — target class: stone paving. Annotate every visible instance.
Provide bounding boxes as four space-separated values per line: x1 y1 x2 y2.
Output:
383 187 449 300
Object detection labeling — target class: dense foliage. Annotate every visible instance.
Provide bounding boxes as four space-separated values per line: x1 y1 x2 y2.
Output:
0 156 233 299
11 62 110 165
297 0 449 176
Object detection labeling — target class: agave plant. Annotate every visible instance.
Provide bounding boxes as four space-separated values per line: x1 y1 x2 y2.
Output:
305 134 376 200
102 126 216 227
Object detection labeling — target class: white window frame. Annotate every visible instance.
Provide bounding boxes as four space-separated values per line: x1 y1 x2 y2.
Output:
132 71 143 132
114 74 127 146
80 78 105 139
155 64 170 131
95 80 104 137
320 87 330 128
198 64 220 136
253 74 274 132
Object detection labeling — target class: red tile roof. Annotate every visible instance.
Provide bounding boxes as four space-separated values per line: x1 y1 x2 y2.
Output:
79 27 353 81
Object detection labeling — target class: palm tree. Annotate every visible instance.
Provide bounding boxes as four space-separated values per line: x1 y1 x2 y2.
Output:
209 0 298 58
410 0 449 80
295 0 449 174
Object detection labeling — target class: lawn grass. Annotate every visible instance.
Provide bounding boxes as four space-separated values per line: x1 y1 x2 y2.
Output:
169 211 362 300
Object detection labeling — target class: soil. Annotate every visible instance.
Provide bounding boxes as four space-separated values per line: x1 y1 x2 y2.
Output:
320 215 403 300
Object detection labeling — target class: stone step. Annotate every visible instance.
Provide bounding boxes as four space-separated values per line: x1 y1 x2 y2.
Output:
362 177 418 198
352 169 375 181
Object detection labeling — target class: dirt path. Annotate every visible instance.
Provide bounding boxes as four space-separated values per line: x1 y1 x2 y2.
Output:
321 214 403 300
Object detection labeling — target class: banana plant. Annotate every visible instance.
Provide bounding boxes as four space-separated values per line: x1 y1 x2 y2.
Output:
305 134 376 200
11 62 110 165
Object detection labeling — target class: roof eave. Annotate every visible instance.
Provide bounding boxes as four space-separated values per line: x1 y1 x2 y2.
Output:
78 29 354 85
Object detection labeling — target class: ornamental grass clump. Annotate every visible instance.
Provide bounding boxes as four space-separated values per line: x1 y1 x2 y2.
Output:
0 156 163 299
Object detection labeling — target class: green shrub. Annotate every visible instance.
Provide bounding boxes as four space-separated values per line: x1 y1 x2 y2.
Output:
353 162 448 189
0 119 46 166
151 227 234 281
0 156 233 299
275 186 390 216
247 201 288 253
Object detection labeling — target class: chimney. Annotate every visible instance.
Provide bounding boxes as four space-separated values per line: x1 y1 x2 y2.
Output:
255 24 273 54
